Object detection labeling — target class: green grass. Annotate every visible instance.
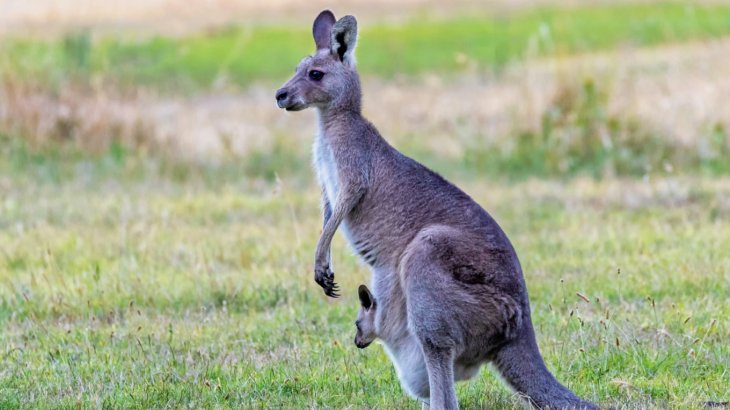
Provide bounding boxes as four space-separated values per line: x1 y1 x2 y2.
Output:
1 139 729 408
2 2 730 91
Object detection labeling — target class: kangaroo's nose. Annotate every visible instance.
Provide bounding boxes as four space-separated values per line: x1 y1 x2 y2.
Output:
275 89 288 103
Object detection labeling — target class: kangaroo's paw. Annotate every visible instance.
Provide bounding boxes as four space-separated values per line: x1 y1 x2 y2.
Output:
314 264 339 298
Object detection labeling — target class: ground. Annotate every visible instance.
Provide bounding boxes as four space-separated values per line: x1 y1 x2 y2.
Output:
1 147 728 408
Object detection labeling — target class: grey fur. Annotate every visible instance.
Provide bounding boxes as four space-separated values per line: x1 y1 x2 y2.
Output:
275 10 597 410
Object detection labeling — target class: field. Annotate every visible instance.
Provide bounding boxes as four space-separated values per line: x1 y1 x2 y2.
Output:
1 1 729 409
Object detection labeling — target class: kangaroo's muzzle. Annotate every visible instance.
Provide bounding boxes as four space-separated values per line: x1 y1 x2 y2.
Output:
275 88 306 111
275 88 289 108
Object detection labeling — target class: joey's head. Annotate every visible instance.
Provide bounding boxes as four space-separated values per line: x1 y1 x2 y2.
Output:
275 10 361 113
354 285 377 349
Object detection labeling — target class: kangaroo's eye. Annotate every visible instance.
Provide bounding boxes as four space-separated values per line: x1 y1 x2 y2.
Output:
308 70 325 81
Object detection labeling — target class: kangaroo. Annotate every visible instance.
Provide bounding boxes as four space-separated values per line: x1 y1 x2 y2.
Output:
275 10 597 410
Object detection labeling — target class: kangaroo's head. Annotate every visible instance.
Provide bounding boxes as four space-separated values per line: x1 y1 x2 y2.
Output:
354 284 377 349
275 10 361 113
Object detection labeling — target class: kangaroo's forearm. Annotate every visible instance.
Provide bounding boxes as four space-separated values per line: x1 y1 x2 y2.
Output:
321 195 333 264
322 194 332 228
315 187 365 264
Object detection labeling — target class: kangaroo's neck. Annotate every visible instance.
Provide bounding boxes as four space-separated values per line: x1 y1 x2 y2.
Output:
331 70 362 114
317 107 363 137
316 104 385 151
316 71 367 140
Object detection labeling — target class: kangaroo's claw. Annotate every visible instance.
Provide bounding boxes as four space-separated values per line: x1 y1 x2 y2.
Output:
314 264 339 298
324 284 340 298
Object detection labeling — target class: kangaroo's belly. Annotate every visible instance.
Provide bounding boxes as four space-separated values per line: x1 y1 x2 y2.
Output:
381 335 483 399
344 227 384 267
343 202 412 269
382 336 430 399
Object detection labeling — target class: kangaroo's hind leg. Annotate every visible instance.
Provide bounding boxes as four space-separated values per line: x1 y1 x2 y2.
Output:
405 259 459 410
421 341 458 410
401 227 464 410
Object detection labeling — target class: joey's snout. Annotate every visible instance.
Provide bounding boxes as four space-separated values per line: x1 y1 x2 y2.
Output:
355 336 372 349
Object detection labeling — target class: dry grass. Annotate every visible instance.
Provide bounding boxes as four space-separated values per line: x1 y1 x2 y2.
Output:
0 81 281 160
0 81 155 154
2 38 728 163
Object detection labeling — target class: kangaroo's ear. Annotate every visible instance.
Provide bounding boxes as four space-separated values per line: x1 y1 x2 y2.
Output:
313 10 336 51
358 285 375 310
331 15 358 66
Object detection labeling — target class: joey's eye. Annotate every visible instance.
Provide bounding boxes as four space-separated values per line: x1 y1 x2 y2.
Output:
308 70 324 81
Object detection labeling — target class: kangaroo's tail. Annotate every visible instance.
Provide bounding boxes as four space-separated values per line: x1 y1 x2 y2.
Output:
492 323 597 409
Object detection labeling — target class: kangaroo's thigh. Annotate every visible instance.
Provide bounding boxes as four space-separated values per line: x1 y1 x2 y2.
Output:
401 230 469 348
401 225 524 347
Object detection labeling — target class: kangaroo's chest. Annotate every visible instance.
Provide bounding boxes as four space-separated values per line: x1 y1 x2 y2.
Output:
314 133 390 266
313 135 340 205
313 132 386 265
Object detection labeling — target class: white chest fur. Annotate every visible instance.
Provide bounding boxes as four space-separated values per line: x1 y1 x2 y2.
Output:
312 132 340 205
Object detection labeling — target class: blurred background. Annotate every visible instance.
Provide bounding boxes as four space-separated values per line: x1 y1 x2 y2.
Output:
1 0 728 177
1 1 729 408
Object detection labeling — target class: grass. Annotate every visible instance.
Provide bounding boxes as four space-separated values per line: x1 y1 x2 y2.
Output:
448 78 730 179
1 2 730 91
1 139 729 409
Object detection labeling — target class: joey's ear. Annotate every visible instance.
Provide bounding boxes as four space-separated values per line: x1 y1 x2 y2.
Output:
313 10 336 50
331 15 358 66
358 285 375 310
